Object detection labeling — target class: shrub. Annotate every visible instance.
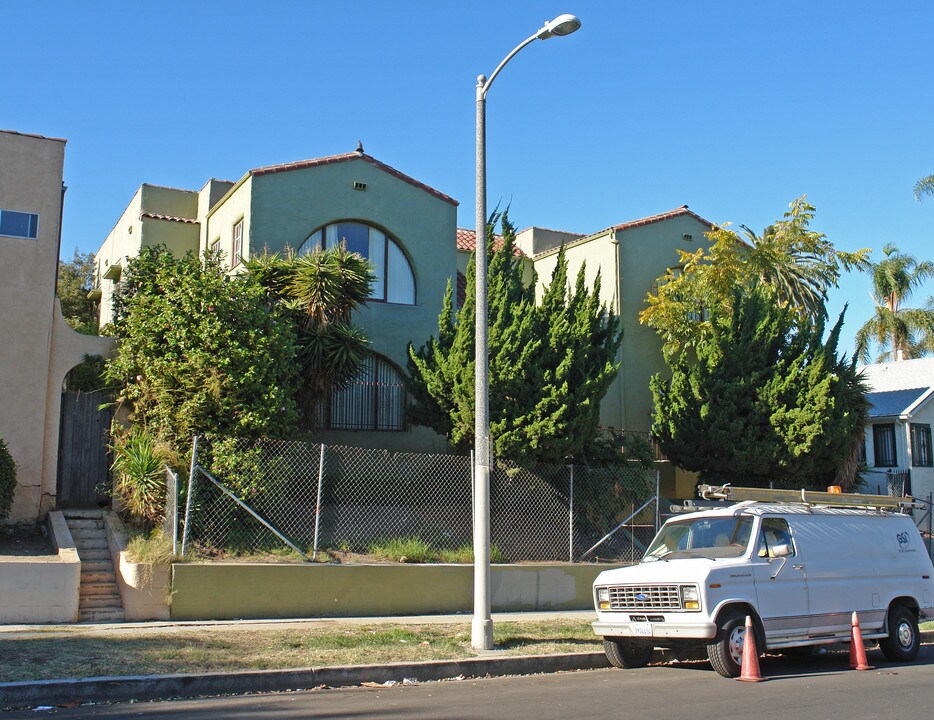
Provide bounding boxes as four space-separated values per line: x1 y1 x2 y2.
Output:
437 544 506 564
126 528 177 565
0 435 16 521
368 537 434 563
111 427 167 528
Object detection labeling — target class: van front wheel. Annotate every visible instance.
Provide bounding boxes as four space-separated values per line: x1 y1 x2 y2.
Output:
603 637 654 668
879 605 919 662
707 612 751 678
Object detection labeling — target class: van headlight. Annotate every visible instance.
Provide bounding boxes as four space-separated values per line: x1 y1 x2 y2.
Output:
596 587 610 610
680 585 700 610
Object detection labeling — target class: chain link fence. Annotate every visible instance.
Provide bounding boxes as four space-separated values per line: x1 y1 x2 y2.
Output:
175 436 659 563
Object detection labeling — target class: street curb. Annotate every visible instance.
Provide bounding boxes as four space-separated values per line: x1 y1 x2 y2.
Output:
0 652 611 710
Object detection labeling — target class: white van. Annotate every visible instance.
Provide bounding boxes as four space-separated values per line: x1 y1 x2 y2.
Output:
592 485 934 678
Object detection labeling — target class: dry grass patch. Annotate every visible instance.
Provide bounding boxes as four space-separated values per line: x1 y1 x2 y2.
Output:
0 620 601 683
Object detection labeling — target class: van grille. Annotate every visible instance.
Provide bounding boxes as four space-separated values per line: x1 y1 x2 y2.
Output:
605 585 682 610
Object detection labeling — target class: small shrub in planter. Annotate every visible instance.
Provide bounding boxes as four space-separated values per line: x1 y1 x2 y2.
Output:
111 427 167 528
0 435 16 520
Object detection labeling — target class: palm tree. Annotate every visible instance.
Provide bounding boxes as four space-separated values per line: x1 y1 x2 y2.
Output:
246 245 375 429
737 197 869 321
855 243 934 362
914 174 934 202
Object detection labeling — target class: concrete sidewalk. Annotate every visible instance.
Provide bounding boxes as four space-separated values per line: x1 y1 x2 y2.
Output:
0 611 603 710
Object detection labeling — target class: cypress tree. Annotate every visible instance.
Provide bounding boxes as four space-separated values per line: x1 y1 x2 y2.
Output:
409 212 621 465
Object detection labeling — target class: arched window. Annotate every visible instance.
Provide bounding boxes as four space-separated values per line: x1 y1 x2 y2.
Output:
319 355 407 431
299 222 415 305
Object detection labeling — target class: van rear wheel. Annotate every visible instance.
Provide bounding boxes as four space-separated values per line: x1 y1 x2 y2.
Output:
707 611 755 678
879 604 919 662
603 637 654 668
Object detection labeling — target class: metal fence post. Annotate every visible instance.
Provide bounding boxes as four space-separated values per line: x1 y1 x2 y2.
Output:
655 469 661 534
163 467 179 555
180 435 198 557
312 443 326 561
568 464 574 562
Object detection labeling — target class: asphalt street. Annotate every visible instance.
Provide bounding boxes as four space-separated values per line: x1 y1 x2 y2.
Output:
7 644 932 720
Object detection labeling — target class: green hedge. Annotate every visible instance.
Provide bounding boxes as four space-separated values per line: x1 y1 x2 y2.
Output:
0 435 16 520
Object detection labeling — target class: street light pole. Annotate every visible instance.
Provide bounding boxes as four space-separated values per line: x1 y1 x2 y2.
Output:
472 13 581 651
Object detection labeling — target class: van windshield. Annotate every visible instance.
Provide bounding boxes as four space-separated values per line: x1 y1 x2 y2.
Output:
643 515 754 561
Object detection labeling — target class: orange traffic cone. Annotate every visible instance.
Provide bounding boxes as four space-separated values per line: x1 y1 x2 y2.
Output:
737 615 766 682
849 611 873 671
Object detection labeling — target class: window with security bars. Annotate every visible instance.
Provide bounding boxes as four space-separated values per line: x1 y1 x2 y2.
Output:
873 424 897 467
911 424 932 467
319 355 406 431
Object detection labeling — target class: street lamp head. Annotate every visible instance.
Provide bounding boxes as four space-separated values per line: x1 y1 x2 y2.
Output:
536 13 581 40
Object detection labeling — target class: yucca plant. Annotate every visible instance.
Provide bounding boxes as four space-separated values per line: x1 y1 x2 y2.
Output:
110 427 167 528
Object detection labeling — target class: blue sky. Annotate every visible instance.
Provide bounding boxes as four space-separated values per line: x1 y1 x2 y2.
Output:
5 1 933 357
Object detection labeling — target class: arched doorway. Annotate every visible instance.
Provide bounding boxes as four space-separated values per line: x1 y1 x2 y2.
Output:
56 358 112 508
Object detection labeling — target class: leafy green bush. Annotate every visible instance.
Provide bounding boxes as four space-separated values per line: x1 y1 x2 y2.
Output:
104 247 300 452
111 427 167 528
0 435 16 521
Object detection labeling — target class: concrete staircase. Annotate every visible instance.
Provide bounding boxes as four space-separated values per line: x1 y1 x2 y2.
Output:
63 510 125 623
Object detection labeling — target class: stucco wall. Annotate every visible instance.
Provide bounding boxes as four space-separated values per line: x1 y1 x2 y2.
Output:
203 176 252 270
170 562 617 620
0 512 80 623
247 159 457 378
0 131 113 524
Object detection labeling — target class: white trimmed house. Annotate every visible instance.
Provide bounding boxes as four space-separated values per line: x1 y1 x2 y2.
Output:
860 358 934 502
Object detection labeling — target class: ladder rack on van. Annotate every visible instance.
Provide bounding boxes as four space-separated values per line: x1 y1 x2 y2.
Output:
698 484 920 511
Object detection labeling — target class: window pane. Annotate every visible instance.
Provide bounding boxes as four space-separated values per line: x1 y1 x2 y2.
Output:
873 424 897 467
325 356 405 431
386 240 415 304
911 424 932 467
334 222 368 257
325 225 339 250
368 227 386 300
0 209 39 239
299 229 322 256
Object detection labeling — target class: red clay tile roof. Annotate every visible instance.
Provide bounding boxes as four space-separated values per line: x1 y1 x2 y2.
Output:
456 228 525 257
250 152 458 207
140 212 198 224
612 205 714 232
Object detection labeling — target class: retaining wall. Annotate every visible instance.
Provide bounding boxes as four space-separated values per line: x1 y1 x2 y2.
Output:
171 562 620 620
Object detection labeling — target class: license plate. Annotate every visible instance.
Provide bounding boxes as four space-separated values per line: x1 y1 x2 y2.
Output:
631 622 653 637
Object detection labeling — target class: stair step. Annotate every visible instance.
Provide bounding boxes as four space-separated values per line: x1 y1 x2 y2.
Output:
81 570 117 584
80 582 119 597
74 540 109 551
70 526 105 537
79 595 122 610
79 608 125 623
63 511 107 522
66 517 105 527
80 561 115 574
77 549 111 562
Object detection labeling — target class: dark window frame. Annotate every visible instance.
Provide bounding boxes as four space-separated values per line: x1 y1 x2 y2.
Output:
317 354 407 432
872 423 898 467
910 423 933 467
298 221 416 306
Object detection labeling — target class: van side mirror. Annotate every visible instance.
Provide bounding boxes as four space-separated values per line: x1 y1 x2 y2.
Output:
771 543 793 558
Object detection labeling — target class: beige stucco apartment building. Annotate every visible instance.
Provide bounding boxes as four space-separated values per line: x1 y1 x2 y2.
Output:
0 130 112 525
